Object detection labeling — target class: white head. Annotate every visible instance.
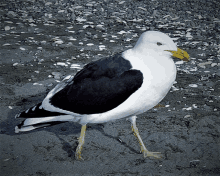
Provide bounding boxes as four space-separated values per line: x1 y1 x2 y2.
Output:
132 31 189 61
133 31 177 57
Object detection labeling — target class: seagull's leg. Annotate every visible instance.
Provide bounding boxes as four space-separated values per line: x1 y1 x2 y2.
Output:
128 116 162 159
75 124 86 160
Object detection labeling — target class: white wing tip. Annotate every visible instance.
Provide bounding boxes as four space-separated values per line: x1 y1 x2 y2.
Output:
63 75 73 82
15 126 20 133
15 125 36 133
15 113 21 119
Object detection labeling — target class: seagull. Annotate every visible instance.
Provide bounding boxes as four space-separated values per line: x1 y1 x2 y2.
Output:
15 31 190 160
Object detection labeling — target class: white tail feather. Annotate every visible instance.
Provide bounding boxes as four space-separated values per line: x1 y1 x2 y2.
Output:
15 125 36 133
23 115 77 126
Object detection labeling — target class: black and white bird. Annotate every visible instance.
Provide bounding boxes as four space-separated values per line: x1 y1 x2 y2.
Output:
15 31 190 160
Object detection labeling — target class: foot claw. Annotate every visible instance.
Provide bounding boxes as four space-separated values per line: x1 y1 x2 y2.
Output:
75 153 84 160
143 151 162 159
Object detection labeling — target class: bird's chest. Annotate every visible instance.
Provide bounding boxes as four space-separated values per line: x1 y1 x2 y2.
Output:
150 67 176 95
134 60 176 111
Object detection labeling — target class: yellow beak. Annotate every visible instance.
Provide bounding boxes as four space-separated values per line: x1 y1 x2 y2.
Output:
166 48 190 61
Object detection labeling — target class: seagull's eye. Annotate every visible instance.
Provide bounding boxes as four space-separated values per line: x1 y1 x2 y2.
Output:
157 42 163 46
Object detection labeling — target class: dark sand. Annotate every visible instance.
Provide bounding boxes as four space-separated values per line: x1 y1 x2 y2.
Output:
0 0 220 175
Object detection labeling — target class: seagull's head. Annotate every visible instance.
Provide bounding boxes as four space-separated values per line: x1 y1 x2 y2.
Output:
133 31 190 61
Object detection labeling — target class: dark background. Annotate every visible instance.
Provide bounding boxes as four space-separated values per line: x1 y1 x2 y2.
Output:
0 0 220 175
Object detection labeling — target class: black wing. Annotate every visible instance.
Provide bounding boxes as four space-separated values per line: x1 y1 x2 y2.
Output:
50 53 143 114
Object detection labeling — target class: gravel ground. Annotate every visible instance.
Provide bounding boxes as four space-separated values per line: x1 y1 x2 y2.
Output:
0 0 220 175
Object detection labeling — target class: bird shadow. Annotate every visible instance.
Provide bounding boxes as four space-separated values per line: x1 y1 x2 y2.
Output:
54 123 139 160
90 123 139 155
